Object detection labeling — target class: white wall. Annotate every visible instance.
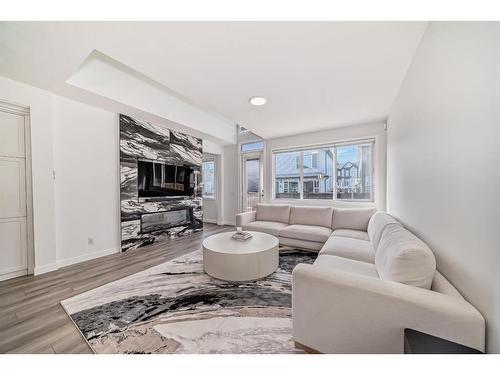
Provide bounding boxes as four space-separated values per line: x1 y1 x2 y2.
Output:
203 139 224 155
0 75 234 275
52 95 120 267
202 141 226 224
387 22 500 353
222 144 238 225
202 195 218 224
67 51 236 145
264 121 387 209
0 76 58 274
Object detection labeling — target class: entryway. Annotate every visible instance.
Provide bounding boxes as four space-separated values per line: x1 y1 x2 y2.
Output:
241 152 263 212
0 101 33 281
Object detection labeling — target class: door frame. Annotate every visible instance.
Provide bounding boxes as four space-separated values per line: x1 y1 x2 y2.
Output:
0 100 34 277
240 151 264 212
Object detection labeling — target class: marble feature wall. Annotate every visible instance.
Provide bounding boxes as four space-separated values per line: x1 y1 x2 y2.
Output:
120 114 203 252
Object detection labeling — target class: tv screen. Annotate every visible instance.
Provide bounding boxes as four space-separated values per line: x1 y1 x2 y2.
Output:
138 160 195 197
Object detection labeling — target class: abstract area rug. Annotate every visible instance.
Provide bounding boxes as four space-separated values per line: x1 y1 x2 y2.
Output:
61 248 316 354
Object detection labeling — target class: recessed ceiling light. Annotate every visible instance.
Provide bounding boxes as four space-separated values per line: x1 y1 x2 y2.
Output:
249 96 267 106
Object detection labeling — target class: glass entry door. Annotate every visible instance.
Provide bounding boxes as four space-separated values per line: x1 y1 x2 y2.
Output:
242 153 263 212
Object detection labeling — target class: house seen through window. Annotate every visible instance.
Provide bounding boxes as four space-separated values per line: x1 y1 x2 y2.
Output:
273 140 373 201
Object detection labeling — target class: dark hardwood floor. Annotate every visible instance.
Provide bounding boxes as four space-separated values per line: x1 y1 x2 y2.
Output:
0 223 232 354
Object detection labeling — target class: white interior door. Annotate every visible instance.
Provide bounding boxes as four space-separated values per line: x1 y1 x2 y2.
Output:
242 152 263 212
0 106 29 281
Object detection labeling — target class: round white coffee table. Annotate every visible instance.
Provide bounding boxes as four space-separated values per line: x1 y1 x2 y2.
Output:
202 231 279 282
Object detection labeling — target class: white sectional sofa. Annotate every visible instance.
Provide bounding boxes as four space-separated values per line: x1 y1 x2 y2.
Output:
237 204 376 251
236 204 486 354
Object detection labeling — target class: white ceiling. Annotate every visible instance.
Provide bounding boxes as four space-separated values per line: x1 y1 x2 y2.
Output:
0 22 427 140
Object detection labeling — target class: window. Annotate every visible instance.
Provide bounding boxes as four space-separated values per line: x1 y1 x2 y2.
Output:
241 141 264 152
274 151 300 199
202 160 215 198
277 179 299 194
273 140 374 201
313 180 320 193
336 142 373 200
245 158 260 193
303 151 318 169
303 154 313 168
302 147 333 199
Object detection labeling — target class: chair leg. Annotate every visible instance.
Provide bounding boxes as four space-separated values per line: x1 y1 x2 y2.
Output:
294 341 322 354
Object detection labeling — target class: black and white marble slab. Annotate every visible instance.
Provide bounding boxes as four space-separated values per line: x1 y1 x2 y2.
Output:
61 249 316 354
119 114 203 252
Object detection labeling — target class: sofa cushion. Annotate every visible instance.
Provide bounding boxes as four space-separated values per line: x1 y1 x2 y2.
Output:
279 224 333 243
242 221 288 237
279 237 323 251
289 206 334 228
367 211 401 251
332 229 370 241
314 254 378 279
320 236 375 263
431 271 464 298
375 224 436 289
255 203 290 224
332 207 377 231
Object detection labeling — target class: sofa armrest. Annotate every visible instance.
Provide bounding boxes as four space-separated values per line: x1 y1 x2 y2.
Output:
292 264 485 353
236 211 256 226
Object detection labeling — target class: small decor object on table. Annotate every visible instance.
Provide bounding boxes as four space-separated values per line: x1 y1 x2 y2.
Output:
231 227 253 241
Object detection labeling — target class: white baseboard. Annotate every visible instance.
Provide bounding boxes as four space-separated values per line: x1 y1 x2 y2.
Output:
57 247 119 268
34 262 59 276
204 219 233 226
33 248 120 276
222 221 236 226
0 269 28 281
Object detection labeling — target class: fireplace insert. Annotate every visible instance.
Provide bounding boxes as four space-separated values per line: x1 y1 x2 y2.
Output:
140 207 195 233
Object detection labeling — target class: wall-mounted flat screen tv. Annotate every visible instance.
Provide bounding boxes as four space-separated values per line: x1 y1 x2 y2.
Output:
138 160 195 197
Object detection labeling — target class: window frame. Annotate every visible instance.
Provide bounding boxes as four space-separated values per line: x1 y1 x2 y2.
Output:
202 158 216 200
272 138 375 202
240 141 264 153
